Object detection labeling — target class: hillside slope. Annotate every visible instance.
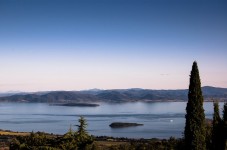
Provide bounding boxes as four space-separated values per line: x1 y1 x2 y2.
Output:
0 86 226 103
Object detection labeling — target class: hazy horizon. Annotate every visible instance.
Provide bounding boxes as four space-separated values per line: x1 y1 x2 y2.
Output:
0 85 226 93
1 0 227 92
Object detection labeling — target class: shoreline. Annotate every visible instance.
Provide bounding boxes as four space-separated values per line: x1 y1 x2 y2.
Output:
0 129 165 141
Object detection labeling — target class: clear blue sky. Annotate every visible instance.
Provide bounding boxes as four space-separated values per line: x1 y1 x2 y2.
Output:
0 0 227 92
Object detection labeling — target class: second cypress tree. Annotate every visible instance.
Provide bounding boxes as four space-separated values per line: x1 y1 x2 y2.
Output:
212 101 222 150
220 103 227 149
184 61 206 150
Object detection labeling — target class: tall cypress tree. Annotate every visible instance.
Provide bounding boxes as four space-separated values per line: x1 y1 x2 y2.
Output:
223 103 227 125
184 61 206 150
212 101 221 150
221 103 227 149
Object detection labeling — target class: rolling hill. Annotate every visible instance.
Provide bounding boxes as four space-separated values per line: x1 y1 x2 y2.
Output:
0 86 226 103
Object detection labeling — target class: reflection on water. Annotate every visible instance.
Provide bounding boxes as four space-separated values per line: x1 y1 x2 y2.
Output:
0 102 221 138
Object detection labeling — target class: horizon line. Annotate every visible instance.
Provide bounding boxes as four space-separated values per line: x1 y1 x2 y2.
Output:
0 85 226 93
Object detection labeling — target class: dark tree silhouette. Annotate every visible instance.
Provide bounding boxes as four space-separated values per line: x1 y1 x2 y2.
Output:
212 101 222 150
184 61 206 150
220 103 227 149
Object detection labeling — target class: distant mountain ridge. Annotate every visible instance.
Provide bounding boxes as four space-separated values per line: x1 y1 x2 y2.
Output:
0 86 226 103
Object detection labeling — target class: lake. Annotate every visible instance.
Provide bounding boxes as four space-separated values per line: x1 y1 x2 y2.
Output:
0 102 222 139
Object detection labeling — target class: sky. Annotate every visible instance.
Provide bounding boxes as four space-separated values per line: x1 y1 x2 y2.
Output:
0 0 227 92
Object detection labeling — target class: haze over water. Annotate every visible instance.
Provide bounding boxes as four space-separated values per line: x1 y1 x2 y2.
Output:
0 102 220 139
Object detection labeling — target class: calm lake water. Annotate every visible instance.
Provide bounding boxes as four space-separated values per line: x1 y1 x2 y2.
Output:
0 102 222 139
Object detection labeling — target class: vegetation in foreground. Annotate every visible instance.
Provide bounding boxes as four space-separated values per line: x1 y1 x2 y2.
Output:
9 116 93 150
3 131 185 150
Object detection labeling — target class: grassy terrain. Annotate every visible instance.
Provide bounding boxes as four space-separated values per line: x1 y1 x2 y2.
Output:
94 141 128 147
0 130 29 136
0 129 185 150
0 130 129 150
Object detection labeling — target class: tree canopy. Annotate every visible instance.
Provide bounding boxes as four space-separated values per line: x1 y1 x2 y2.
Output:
184 61 206 150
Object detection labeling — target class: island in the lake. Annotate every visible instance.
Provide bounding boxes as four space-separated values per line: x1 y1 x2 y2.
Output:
50 103 99 107
109 122 144 128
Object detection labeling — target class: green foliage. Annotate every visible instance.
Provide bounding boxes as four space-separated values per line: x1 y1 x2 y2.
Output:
89 144 99 150
9 133 185 150
75 116 94 150
10 132 62 150
211 101 223 150
184 61 206 150
223 103 227 124
76 116 88 135
10 117 93 150
213 101 221 125
10 138 21 150
205 121 212 150
105 137 184 150
60 130 77 150
59 117 93 150
221 102 227 149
